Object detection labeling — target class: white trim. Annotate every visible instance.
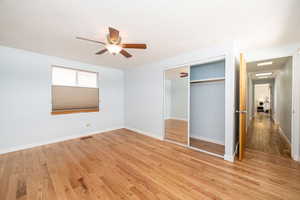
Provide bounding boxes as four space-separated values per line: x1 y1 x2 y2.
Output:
0 127 123 155
291 51 300 161
224 51 236 159
187 65 191 147
125 127 163 140
190 135 225 145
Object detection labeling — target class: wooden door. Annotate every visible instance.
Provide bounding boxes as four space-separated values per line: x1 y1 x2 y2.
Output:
239 53 247 160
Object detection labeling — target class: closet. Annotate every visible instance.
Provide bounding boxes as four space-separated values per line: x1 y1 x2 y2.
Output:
164 56 232 159
189 59 225 156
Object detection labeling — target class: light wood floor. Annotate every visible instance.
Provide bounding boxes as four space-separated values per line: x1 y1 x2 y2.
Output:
246 113 291 158
165 119 188 144
190 137 225 156
1 129 300 200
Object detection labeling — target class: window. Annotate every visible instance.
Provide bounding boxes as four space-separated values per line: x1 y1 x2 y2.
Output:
51 66 99 115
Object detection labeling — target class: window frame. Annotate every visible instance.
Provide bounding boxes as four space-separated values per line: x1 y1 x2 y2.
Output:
51 65 100 115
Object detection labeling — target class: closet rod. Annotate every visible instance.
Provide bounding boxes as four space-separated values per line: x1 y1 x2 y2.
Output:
190 77 225 84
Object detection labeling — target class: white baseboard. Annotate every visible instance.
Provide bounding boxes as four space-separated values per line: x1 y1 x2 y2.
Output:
0 127 123 155
190 135 224 145
124 127 163 140
278 126 291 145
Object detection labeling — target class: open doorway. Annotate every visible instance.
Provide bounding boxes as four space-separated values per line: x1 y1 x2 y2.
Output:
246 56 292 158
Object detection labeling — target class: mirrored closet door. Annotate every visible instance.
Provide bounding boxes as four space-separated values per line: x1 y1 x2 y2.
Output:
164 66 189 145
189 59 225 156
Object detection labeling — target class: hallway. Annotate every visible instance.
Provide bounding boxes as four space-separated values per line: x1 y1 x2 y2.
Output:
246 113 291 158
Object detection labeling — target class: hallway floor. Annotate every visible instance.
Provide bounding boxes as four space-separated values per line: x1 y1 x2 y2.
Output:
246 113 291 158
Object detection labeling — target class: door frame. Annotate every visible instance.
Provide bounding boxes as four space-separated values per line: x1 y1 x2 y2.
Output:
244 51 300 162
291 51 300 161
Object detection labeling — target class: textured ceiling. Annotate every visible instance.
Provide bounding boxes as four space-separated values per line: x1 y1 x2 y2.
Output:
0 0 299 68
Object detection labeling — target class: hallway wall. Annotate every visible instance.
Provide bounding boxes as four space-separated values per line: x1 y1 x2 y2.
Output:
274 57 293 143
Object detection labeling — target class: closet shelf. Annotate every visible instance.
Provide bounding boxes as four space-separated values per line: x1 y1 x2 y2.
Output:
190 77 225 84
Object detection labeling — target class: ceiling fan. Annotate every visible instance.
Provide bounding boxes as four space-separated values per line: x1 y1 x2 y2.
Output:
76 27 147 58
180 72 188 78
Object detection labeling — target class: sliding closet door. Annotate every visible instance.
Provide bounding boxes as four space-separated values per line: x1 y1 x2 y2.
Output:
189 59 225 156
164 67 189 145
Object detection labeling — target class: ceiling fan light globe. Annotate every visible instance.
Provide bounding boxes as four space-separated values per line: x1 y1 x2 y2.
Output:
106 44 122 54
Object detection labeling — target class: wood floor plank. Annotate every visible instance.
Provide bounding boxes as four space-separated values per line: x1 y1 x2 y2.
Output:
190 137 225 155
246 113 291 158
1 128 300 199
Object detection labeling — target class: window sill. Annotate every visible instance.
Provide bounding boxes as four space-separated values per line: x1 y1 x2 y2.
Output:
51 108 99 115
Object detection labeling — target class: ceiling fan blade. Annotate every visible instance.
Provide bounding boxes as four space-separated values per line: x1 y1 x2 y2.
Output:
95 49 108 55
120 49 132 58
108 27 119 42
180 74 188 78
121 44 147 49
76 37 106 45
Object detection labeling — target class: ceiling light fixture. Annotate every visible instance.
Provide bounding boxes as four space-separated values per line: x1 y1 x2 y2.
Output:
256 72 272 77
258 76 269 79
105 44 122 55
257 61 273 66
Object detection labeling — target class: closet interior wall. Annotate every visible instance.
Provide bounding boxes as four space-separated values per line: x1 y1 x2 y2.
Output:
189 59 226 156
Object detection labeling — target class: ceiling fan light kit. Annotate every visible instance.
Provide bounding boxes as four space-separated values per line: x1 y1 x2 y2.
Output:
106 44 122 55
76 27 147 58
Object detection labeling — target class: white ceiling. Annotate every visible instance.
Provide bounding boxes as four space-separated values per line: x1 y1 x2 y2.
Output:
0 0 299 68
247 56 291 80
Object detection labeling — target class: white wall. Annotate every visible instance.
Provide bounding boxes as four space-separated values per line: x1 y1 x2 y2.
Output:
125 42 237 161
169 78 188 120
274 57 293 142
0 46 124 154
